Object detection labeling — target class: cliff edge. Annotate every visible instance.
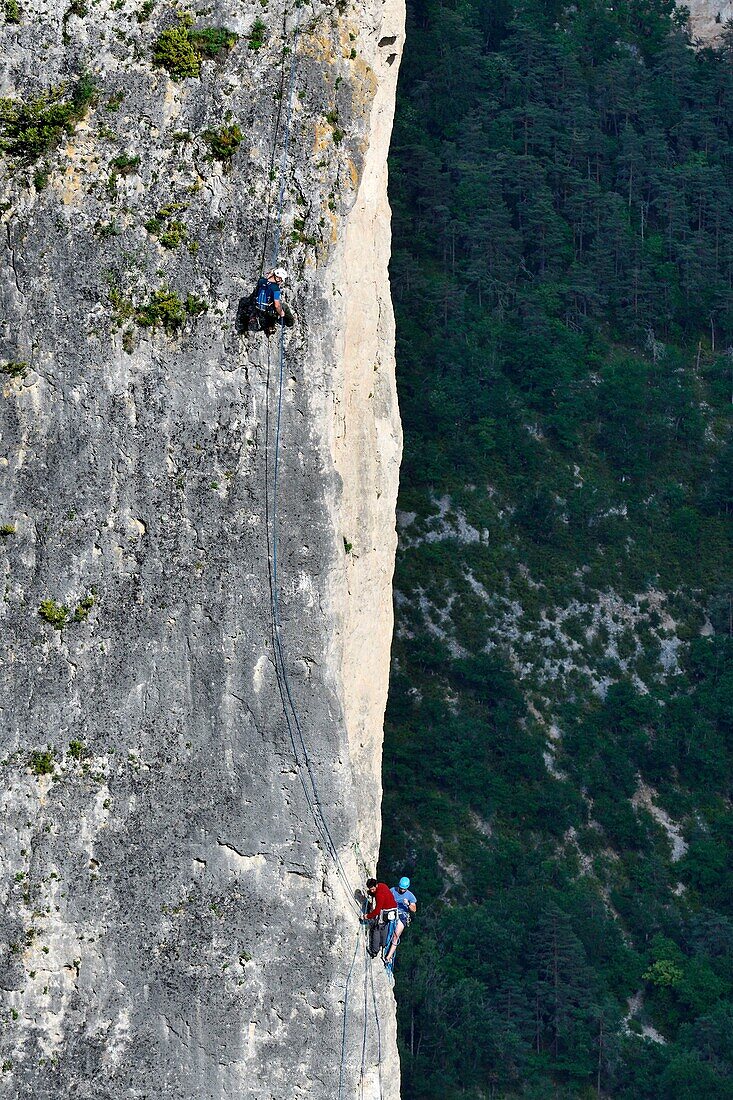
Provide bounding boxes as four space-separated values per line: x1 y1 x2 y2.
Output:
0 0 403 1096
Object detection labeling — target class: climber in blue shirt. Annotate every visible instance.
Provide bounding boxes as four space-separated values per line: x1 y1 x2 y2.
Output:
384 876 417 966
242 267 294 335
256 268 286 321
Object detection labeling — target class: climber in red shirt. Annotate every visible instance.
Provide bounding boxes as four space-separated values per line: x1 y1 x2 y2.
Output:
363 878 398 959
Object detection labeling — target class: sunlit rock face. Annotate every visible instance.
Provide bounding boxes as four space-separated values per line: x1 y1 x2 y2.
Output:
687 0 733 40
0 0 403 1095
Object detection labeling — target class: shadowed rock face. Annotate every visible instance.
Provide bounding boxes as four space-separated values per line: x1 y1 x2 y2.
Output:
0 1 403 1096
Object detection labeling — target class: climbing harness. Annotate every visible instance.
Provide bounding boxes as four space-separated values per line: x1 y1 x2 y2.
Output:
385 912 398 953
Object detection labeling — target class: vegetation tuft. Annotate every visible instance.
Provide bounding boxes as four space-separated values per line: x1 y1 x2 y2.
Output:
38 599 68 629
203 124 242 162
132 288 207 333
0 74 95 164
1 360 27 378
247 16 266 50
29 750 54 776
109 153 139 173
152 16 237 80
189 26 237 57
71 593 95 623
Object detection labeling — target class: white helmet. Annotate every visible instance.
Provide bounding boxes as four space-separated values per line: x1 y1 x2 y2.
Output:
273 267 288 284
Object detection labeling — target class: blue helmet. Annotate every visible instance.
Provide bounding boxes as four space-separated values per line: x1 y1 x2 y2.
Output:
398 876 410 890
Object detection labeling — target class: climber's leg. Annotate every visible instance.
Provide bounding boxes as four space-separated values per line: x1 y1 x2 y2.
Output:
384 918 405 964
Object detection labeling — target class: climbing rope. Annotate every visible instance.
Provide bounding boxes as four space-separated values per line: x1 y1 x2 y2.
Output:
269 327 361 911
257 14 294 277
369 951 384 1099
257 11 385 1097
271 24 301 268
338 927 363 1100
264 338 357 913
360 939 370 1097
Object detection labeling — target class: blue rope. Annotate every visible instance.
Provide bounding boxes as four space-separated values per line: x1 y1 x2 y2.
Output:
369 949 383 1096
257 16 290 277
271 25 301 269
361 937 369 1093
267 47 361 906
261 13 384 1098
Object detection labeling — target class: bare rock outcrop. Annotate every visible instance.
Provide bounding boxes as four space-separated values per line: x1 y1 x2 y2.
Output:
687 0 733 40
0 0 403 1096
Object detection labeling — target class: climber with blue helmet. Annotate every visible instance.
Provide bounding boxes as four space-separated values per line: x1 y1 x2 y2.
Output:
384 876 417 966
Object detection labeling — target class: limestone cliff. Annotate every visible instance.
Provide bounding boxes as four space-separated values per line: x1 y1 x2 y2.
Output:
0 0 403 1095
687 0 733 40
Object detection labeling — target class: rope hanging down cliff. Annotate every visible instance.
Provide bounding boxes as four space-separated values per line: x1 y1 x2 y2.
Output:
257 12 295 278
258 15 385 1097
261 10 360 916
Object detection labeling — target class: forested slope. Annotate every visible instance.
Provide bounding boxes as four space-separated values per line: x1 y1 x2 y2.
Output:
381 1 733 1096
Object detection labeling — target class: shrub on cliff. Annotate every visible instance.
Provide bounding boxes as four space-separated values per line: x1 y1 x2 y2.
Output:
0 74 95 163
203 124 242 162
152 17 237 80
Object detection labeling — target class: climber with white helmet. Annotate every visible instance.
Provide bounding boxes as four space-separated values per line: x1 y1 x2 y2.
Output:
384 876 417 967
241 266 295 335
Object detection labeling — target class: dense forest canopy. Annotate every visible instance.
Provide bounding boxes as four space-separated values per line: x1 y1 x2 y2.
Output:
381 0 733 1096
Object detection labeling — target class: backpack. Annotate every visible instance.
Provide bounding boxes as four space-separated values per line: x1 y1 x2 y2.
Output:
255 276 272 312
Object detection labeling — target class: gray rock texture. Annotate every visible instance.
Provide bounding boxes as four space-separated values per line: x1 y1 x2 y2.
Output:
686 0 733 40
0 0 403 1095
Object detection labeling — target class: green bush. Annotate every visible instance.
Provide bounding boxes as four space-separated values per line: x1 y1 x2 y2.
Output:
153 18 237 80
4 0 20 23
184 294 207 318
38 599 68 629
109 153 139 173
107 275 206 334
135 289 186 333
145 201 188 241
247 17 266 50
0 74 95 164
203 124 242 162
71 593 95 623
1 360 27 378
158 220 187 249
29 750 54 776
153 25 201 79
189 26 237 57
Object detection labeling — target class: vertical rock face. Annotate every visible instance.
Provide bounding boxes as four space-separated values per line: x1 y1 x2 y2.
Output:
0 0 403 1096
686 0 733 40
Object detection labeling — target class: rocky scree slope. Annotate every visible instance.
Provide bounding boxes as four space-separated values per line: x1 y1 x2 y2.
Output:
0 0 403 1096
